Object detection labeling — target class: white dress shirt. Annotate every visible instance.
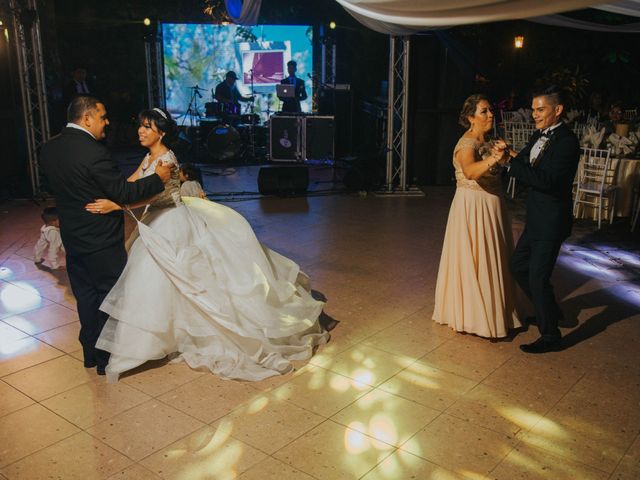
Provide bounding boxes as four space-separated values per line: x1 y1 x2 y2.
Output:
529 122 563 164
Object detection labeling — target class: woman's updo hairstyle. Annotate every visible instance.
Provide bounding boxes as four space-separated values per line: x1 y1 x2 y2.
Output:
458 94 490 130
138 107 178 149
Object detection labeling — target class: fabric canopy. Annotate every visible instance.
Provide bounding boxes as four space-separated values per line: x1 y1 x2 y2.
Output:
224 0 262 25
334 0 634 34
595 0 640 17
530 13 640 32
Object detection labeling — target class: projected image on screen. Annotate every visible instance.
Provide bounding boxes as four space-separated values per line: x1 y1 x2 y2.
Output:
162 24 313 122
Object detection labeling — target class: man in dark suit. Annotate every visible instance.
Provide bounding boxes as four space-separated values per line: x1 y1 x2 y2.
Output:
41 95 172 374
278 60 307 113
503 86 580 354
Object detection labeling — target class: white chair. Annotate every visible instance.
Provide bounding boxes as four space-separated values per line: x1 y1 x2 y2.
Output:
501 111 519 123
573 147 618 229
623 109 637 122
505 124 536 198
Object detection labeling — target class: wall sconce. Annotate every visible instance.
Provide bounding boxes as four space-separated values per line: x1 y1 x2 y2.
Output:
514 35 524 49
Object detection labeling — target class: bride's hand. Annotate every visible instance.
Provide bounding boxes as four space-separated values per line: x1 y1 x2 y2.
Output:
85 199 121 214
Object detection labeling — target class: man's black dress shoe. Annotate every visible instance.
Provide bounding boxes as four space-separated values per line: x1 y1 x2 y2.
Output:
84 359 97 368
520 337 562 354
96 365 106 376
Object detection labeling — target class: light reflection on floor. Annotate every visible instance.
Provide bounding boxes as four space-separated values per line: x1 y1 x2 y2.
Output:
1 183 639 479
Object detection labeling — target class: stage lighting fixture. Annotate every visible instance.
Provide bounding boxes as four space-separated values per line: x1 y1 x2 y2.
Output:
514 35 524 49
143 17 151 26
329 21 336 30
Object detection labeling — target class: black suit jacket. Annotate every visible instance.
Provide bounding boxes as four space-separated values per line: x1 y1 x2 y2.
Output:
508 123 580 241
279 77 307 113
41 127 164 256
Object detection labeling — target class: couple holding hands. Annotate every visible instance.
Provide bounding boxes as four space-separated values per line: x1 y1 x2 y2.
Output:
433 86 581 354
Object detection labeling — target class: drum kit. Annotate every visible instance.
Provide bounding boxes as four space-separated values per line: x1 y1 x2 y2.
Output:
176 80 268 163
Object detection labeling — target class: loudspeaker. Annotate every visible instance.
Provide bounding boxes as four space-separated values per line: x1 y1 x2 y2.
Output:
258 166 309 196
270 116 302 162
304 116 334 160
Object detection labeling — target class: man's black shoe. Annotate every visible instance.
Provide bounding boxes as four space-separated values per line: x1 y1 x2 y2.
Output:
520 337 562 354
84 359 97 368
96 365 106 376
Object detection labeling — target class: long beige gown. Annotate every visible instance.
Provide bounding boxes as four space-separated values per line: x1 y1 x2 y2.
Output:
433 137 521 338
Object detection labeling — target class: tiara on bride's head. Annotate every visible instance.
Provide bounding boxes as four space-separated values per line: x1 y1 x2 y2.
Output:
153 107 168 119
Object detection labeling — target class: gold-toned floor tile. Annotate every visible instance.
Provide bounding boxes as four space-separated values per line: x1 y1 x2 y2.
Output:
157 374 260 424
33 283 77 311
0 281 53 320
0 337 63 378
42 380 151 429
1 431 132 480
0 321 28 346
363 316 449 360
140 425 267 480
270 366 372 417
490 442 609 480
401 414 517 475
446 384 546 436
419 338 513 382
3 303 78 335
35 321 81 353
120 360 206 397
481 356 585 407
87 400 204 461
332 388 440 447
106 464 163 480
518 423 626 474
274 420 395 480
312 344 414 387
239 456 315 480
0 380 33 418
378 359 477 411
3 355 95 401
0 404 79 467
213 394 325 454
611 445 640 480
361 449 470 480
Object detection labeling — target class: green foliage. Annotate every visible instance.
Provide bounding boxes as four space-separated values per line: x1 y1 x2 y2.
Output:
542 66 590 105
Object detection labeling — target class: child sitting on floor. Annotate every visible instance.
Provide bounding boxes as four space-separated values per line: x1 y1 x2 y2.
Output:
179 163 206 199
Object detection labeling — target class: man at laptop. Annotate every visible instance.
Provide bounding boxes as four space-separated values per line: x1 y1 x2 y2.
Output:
278 60 307 113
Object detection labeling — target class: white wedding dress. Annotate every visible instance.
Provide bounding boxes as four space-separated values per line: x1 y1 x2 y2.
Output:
96 151 329 382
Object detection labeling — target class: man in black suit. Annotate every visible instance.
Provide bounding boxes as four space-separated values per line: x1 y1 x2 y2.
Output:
502 86 580 353
278 60 307 113
41 95 172 374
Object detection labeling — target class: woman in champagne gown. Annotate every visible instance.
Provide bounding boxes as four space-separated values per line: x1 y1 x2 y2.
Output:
432 95 521 338
87 108 329 382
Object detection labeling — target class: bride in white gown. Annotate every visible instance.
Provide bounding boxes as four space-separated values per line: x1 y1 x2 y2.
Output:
86 108 329 382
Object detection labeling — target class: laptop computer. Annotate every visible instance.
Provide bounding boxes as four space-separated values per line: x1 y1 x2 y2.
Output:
276 84 295 98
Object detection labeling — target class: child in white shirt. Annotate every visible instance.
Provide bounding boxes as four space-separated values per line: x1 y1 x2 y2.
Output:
34 207 65 269
179 163 206 198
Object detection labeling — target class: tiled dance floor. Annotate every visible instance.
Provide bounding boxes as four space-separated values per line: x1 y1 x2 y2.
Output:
0 164 638 479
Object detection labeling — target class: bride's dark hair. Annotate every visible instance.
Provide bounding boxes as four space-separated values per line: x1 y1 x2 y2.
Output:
138 107 178 149
459 94 490 130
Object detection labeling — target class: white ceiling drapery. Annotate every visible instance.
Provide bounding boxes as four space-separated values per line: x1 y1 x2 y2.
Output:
224 0 262 25
594 0 640 17
334 0 640 34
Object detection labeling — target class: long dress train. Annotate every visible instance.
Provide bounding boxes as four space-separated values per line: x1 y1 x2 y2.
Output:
96 151 329 381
